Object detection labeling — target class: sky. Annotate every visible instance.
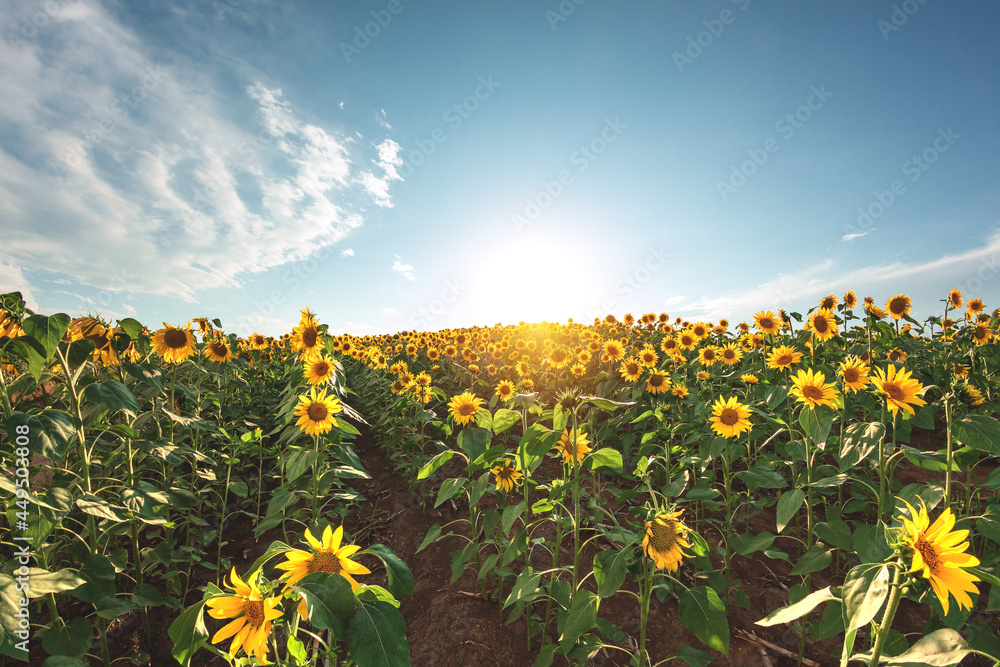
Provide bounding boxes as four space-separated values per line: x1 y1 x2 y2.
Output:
1 0 999 337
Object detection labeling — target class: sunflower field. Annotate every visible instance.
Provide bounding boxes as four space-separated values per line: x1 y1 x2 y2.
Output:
1 288 1000 666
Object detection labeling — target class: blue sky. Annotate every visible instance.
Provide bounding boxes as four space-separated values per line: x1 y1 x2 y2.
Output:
1 0 999 336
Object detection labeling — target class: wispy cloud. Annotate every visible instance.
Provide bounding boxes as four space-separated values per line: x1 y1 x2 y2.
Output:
359 139 403 207
0 0 392 302
842 228 876 242
392 256 416 281
340 248 355 257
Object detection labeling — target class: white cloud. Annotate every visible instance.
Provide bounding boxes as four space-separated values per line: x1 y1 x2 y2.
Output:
392 256 416 281
0 0 393 302
375 109 392 130
340 248 355 257
842 228 876 242
359 139 403 207
0 257 36 310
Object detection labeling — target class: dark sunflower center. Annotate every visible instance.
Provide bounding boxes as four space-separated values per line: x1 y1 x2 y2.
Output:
889 351 902 361
760 318 774 329
776 354 792 366
302 327 318 348
723 350 735 359
308 403 329 421
500 386 511 396
843 368 859 383
914 536 940 571
164 329 188 349
308 552 342 574
627 363 639 374
243 599 265 627
822 298 835 309
884 383 904 400
649 520 678 551
720 408 739 426
314 362 330 376
890 298 906 314
802 385 823 399
814 317 829 333
457 403 476 416
703 350 715 360
974 327 987 340
650 375 664 387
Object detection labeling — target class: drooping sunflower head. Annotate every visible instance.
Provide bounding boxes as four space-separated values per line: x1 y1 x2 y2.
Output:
642 510 692 572
898 499 980 616
293 386 343 436
204 339 234 364
741 373 759 385
490 459 523 492
948 289 963 309
152 323 197 364
555 427 591 465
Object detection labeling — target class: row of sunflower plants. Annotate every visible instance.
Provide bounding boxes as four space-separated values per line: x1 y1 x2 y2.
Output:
331 290 1000 666
0 297 413 665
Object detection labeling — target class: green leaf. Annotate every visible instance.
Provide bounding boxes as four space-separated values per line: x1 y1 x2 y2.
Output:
71 554 116 604
558 590 599 652
65 339 95 367
520 424 556 461
20 568 84 598
503 567 543 609
348 599 410 667
842 564 890 631
675 644 714 667
838 422 886 470
789 545 834 576
756 586 836 626
851 627 970 666
799 405 836 445
22 313 71 360
294 572 357 638
679 586 730 656
363 544 414 598
492 408 520 434
583 447 623 474
116 317 144 343
131 583 165 607
0 574 29 659
76 494 127 523
814 520 852 551
731 531 776 557
501 501 525 537
5 410 76 461
952 414 1000 456
776 489 806 534
581 396 636 411
82 380 138 415
435 477 466 509
593 550 628 599
457 427 491 460
417 450 456 480
167 599 208 667
41 617 92 657
735 464 787 491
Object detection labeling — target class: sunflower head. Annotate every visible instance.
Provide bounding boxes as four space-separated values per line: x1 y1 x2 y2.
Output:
448 391 484 426
206 568 282 664
294 386 343 436
555 427 591 465
490 459 523 492
709 396 752 439
642 510 692 572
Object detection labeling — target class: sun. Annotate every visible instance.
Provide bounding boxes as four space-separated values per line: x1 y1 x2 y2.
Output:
470 233 600 324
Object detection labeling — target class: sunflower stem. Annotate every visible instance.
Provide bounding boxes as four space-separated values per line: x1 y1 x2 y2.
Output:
637 557 653 666
943 396 953 509
868 565 903 667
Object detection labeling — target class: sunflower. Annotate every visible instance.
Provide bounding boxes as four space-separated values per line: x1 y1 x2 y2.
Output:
495 380 516 402
491 459 523 492
206 568 282 665
548 347 570 369
570 363 586 377
638 347 659 367
789 368 840 410
886 294 912 320
660 337 679 355
151 323 197 364
963 385 985 407
620 358 643 382
719 343 743 366
293 387 342 436
709 396 752 439
697 346 719 366
839 356 871 393
448 391 484 426
886 348 908 364
642 510 692 573
899 499 980 616
291 310 324 360
808 309 837 342
818 294 838 310
202 339 233 364
843 290 858 309
68 316 119 366
645 372 671 394
677 331 698 351
754 311 782 335
952 363 970 380
741 373 759 385
871 365 927 416
766 345 802 371
555 427 591 465
691 322 710 340
303 354 336 385
966 298 985 318
247 333 268 350
275 526 371 621
696 370 710 381
970 322 992 346
948 289 963 309
603 340 625 361
671 384 689 398
443 344 458 357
